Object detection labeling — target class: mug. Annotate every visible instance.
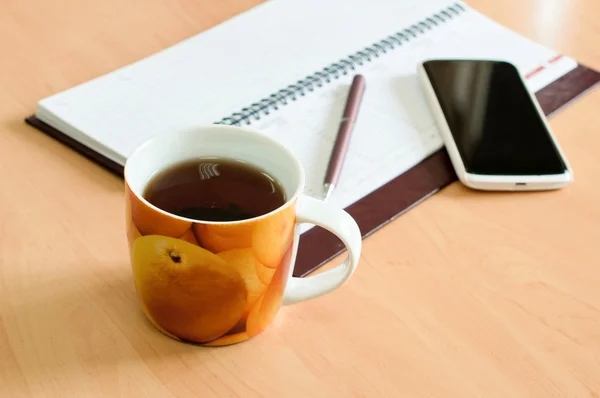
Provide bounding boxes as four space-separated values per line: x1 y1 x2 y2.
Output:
124 124 361 346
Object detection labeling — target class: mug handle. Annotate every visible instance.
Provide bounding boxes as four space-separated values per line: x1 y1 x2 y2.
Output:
283 195 362 305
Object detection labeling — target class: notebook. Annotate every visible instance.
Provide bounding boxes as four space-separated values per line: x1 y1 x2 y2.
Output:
26 0 600 276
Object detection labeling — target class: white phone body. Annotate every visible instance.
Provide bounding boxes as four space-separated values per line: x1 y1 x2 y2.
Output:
417 59 573 191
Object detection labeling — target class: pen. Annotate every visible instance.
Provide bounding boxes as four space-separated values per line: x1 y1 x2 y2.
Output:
323 74 366 200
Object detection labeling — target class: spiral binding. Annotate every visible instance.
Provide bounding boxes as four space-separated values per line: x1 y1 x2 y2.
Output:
215 2 466 126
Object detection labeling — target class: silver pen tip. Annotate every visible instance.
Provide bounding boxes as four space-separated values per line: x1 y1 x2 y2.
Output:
323 183 335 201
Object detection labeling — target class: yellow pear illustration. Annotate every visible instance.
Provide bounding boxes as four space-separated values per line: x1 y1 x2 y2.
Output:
177 228 199 245
255 259 276 285
132 235 247 343
246 243 293 337
125 197 142 244
252 204 295 268
193 222 254 252
217 248 268 316
127 220 142 243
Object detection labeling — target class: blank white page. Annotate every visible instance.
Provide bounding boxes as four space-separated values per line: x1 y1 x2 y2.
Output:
36 0 577 217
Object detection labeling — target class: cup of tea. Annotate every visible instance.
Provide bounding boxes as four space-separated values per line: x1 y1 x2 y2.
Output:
124 124 361 346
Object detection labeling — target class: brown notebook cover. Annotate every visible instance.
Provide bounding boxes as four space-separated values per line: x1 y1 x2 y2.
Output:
25 64 600 277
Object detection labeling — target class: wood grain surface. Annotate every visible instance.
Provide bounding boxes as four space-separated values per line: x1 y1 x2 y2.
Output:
1 0 600 396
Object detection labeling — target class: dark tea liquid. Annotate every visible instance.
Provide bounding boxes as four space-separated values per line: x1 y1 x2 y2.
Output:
144 158 286 222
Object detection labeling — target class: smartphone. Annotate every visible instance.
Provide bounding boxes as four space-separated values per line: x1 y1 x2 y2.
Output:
418 59 572 191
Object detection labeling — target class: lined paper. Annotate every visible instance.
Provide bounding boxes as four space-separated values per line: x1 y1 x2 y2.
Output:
36 0 577 221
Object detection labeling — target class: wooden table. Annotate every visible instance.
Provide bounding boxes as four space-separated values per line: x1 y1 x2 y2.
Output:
2 0 600 396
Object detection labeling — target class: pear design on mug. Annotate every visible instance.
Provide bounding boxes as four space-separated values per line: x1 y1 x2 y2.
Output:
127 182 296 346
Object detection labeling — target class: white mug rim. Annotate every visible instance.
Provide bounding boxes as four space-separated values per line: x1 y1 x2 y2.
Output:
124 124 306 226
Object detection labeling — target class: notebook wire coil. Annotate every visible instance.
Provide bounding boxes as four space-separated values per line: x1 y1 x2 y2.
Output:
216 2 466 126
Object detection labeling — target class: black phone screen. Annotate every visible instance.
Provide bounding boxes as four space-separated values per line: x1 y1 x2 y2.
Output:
423 60 568 175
